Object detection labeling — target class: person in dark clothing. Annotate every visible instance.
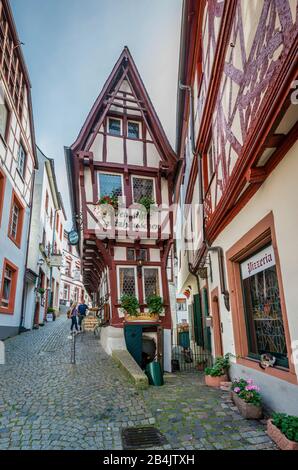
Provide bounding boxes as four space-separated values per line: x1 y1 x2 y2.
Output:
70 302 79 333
78 303 88 331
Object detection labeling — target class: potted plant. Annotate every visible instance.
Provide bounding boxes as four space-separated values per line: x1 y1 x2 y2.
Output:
145 294 163 321
231 378 262 419
47 307 56 322
139 195 155 213
267 413 298 450
196 359 207 371
204 353 230 387
97 192 119 212
38 287 45 296
120 294 140 320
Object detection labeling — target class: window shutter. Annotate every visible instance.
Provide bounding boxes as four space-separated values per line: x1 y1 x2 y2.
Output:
193 293 204 347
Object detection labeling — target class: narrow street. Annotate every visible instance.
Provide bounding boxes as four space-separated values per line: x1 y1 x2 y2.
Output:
0 316 276 450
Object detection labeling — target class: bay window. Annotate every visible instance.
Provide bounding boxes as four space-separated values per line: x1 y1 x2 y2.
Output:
118 267 136 299
98 173 123 198
143 267 160 300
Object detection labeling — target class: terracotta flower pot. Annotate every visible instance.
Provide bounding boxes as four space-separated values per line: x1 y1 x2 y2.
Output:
205 374 228 388
232 391 262 419
267 419 298 450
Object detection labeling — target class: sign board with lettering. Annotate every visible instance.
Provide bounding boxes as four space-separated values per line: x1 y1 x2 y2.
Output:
241 245 275 280
50 254 63 267
68 231 79 246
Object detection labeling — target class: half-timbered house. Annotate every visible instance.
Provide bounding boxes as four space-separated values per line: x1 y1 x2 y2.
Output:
175 0 298 413
66 47 177 371
0 0 37 339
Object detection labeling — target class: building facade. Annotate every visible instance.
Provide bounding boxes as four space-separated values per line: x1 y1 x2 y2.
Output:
0 0 38 339
22 147 66 330
65 47 177 371
175 0 298 413
59 230 87 309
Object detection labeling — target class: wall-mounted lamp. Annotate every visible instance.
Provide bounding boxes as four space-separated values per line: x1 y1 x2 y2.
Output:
137 257 143 277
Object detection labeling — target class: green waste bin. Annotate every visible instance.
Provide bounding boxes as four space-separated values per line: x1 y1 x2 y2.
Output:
145 361 164 386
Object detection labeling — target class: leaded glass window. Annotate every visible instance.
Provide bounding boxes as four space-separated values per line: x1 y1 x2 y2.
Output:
133 177 154 203
241 245 288 367
17 143 26 177
144 268 160 300
108 118 121 136
0 102 8 139
119 267 136 298
98 173 122 198
127 121 139 139
127 249 135 261
1 267 12 307
10 203 20 239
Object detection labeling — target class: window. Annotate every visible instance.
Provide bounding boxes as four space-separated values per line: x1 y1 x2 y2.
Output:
240 244 288 367
207 140 215 181
0 259 18 314
98 173 122 198
127 121 140 139
139 249 147 261
45 191 49 214
8 191 24 247
63 283 70 301
0 169 5 226
17 143 26 178
108 118 121 136
119 267 136 299
127 248 135 261
0 100 9 140
143 268 160 300
65 261 71 277
132 177 154 203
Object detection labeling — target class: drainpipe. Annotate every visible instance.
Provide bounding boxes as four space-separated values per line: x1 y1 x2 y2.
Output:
180 82 230 311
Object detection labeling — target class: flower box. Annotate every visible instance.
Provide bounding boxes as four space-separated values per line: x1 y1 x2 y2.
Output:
125 313 159 322
205 374 228 388
232 391 262 419
267 419 298 450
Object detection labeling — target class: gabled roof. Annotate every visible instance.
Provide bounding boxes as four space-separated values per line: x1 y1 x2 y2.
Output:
70 46 177 165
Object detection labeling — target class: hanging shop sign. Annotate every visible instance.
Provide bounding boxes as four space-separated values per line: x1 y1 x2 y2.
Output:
50 254 63 267
68 230 79 246
241 245 275 280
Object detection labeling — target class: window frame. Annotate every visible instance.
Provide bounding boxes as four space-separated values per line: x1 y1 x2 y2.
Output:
117 265 138 302
98 172 124 199
0 168 6 227
108 117 122 136
16 141 27 179
132 175 156 204
142 266 162 302
127 120 140 140
0 97 11 143
0 258 18 314
8 190 25 248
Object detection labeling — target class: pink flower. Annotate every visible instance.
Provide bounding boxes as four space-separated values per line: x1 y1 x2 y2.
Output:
245 385 260 392
234 387 240 393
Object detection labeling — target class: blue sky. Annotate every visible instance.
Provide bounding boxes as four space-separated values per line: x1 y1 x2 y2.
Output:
11 0 182 227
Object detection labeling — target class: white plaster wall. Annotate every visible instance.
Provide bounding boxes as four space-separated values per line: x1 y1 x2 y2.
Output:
149 248 160 262
90 133 104 162
114 246 126 261
127 140 143 165
107 136 124 163
146 142 160 167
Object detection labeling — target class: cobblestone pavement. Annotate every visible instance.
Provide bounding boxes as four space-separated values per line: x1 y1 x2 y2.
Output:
0 315 276 450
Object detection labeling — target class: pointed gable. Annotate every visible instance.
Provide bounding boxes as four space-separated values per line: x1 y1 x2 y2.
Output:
71 47 177 168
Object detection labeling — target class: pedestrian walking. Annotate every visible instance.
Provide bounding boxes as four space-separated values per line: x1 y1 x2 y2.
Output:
69 302 79 334
78 302 88 331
